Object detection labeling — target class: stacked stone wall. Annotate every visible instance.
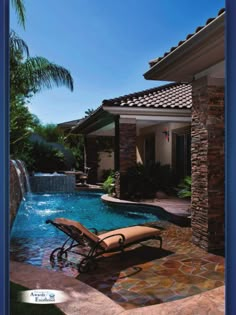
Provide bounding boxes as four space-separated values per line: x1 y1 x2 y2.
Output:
191 78 224 251
119 123 136 173
118 122 136 198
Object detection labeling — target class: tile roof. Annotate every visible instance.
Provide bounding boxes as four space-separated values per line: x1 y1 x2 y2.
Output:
149 8 225 67
58 119 82 128
102 82 192 109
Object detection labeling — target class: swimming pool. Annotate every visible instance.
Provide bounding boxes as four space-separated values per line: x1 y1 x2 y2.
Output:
10 191 166 266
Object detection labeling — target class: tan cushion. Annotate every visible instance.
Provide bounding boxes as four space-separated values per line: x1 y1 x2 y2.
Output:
54 218 100 244
98 225 160 250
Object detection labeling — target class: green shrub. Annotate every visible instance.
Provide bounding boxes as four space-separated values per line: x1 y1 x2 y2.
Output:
177 176 192 198
102 169 114 181
123 163 155 199
122 162 176 200
103 174 115 195
30 141 66 172
149 162 176 193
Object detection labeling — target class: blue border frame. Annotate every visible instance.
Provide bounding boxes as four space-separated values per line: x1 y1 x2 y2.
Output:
0 0 9 314
0 2 233 314
226 1 236 314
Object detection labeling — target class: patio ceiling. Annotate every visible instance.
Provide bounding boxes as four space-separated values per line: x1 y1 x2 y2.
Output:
81 108 191 137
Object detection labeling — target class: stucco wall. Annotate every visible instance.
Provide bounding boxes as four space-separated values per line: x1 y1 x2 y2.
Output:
137 122 190 166
97 151 114 181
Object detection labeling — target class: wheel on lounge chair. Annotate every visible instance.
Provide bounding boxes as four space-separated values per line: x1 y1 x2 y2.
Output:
50 247 68 264
78 257 97 273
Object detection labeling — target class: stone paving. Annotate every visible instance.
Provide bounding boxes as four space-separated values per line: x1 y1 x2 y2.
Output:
77 223 224 309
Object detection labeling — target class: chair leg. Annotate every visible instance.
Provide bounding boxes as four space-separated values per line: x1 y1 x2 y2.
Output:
155 235 162 248
119 247 125 260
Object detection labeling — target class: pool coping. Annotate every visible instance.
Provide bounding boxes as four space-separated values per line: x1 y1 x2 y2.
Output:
10 261 225 315
101 194 191 227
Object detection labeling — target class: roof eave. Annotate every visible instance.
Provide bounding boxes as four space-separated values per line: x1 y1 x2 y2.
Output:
72 107 114 135
144 13 225 82
103 106 191 117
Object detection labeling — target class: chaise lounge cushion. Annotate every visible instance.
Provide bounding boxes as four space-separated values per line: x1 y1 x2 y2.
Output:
54 218 101 244
52 218 160 251
99 226 160 250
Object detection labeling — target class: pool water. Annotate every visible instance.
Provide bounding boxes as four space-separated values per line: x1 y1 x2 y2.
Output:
10 191 164 266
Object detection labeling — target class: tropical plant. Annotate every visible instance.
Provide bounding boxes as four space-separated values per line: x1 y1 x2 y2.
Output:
10 99 39 157
63 132 85 170
33 124 64 143
123 163 155 200
102 169 114 181
121 162 176 200
103 172 115 195
10 31 74 159
10 0 75 171
84 108 95 117
29 141 65 172
11 0 26 29
177 176 192 198
10 31 74 102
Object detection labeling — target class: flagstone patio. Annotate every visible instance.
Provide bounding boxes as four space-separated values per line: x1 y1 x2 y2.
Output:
77 222 224 310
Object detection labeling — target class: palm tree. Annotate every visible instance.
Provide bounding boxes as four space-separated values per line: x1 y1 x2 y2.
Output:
84 108 95 117
11 0 26 29
10 1 74 159
10 30 74 103
10 31 74 156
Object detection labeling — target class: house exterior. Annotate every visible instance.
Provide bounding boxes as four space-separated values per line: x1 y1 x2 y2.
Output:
72 82 192 192
144 8 225 252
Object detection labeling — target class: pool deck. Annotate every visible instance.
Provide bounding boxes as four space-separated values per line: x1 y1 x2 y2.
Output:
10 193 225 314
101 194 191 217
10 261 224 315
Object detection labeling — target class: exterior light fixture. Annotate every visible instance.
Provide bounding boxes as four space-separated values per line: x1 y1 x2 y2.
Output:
162 129 169 142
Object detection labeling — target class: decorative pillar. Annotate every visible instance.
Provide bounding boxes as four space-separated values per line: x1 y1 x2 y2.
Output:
114 117 137 198
191 76 224 251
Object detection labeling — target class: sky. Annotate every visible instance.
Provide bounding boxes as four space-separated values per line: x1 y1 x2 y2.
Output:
10 0 225 125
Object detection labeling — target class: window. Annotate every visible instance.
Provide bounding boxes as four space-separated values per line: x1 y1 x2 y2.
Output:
172 127 191 183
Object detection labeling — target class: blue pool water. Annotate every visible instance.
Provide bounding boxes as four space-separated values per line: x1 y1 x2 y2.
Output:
11 191 163 239
10 191 165 266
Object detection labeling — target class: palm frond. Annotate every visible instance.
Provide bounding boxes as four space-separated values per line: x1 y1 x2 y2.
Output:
11 0 26 29
22 57 74 91
10 30 29 57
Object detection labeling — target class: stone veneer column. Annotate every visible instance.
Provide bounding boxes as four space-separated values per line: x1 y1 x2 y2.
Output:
115 118 137 199
85 136 98 183
191 76 224 252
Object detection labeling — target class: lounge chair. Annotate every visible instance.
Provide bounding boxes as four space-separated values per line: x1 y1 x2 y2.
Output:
46 218 162 273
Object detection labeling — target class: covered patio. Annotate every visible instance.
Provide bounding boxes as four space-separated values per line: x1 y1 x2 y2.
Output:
72 82 192 198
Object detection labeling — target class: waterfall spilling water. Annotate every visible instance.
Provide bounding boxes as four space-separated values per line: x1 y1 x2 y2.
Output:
16 160 32 193
11 159 32 199
11 160 25 199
